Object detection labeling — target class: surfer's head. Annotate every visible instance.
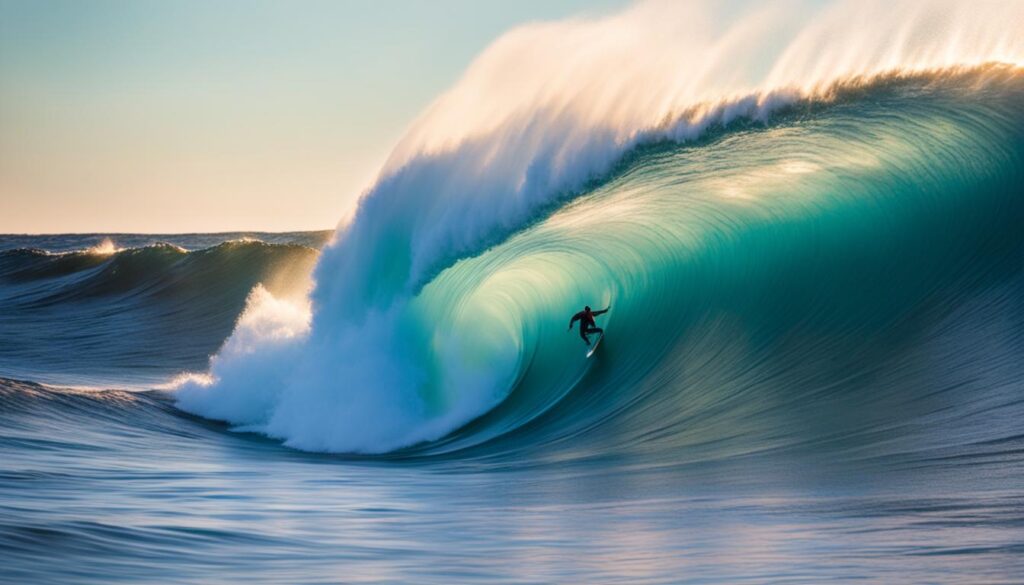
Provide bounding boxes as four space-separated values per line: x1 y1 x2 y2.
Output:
585 306 591 312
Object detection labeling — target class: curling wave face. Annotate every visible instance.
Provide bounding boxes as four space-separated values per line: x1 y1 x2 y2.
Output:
402 71 1024 467
175 0 1024 457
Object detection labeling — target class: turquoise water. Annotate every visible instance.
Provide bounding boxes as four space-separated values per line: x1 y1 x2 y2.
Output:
1 71 1022 582
392 70 1024 466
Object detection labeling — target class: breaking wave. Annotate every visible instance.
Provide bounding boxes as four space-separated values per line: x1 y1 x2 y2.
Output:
173 0 1024 457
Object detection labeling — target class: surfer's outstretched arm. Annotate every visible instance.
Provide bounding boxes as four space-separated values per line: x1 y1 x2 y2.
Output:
592 306 610 317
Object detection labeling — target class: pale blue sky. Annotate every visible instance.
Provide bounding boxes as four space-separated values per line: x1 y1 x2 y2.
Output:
0 0 627 233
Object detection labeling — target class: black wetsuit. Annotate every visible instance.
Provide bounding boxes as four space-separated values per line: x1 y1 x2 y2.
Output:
569 307 607 345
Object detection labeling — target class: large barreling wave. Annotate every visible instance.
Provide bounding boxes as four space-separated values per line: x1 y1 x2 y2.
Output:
175 0 1024 460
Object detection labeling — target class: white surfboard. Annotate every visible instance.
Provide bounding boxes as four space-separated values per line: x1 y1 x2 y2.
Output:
586 332 604 358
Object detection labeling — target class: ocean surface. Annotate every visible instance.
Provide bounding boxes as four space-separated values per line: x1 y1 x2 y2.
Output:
4 2 1024 582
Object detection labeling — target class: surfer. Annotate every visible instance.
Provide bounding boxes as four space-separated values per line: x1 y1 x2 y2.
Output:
568 305 609 346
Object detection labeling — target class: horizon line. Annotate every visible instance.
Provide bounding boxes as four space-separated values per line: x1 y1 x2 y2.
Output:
0 227 337 237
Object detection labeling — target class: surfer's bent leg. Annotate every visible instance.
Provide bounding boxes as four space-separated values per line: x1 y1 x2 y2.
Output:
579 327 590 345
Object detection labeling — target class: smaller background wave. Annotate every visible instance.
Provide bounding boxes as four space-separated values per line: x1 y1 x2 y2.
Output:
0 232 330 387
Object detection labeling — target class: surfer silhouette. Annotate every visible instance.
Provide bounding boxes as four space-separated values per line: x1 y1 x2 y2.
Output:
568 305 609 346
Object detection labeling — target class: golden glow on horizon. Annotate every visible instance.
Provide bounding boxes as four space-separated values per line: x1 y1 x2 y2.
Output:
0 0 629 234
3 0 1022 234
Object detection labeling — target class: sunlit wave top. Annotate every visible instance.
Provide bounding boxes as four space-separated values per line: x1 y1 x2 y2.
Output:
387 0 1023 172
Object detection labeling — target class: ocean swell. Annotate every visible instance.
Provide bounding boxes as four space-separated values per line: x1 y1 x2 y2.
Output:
0 239 319 387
